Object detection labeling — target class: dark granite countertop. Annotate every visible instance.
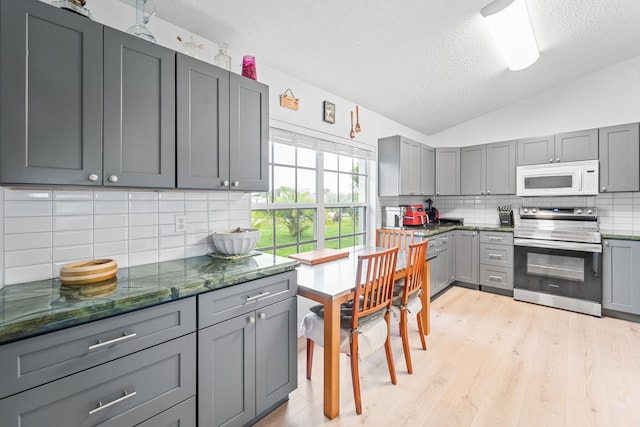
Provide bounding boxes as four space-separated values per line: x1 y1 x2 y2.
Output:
388 223 514 238
600 233 640 241
0 253 299 345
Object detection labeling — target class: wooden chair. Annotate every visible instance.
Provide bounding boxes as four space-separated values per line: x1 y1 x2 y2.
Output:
376 228 414 251
391 239 428 374
303 246 400 415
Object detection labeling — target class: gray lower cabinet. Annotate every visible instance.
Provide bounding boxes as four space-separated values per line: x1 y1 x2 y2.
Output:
198 271 298 427
229 73 269 192
603 239 640 315
0 0 103 186
103 27 175 188
599 123 640 193
455 230 479 285
0 334 196 427
177 54 230 190
428 232 455 296
435 147 461 196
479 231 514 292
136 397 196 427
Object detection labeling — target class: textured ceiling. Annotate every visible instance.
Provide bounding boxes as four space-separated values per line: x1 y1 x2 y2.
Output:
120 0 640 135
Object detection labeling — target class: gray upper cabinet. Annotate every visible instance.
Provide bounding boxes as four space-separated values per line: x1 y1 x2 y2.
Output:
229 74 269 192
599 123 640 193
603 239 640 315
461 145 486 195
461 141 516 195
0 0 103 186
420 144 436 196
103 28 176 188
177 54 230 189
517 129 598 165
378 136 432 196
435 147 461 196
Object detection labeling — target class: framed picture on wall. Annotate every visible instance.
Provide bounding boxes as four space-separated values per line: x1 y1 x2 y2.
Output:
323 101 335 124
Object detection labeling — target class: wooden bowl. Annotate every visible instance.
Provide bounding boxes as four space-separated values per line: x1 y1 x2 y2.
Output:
59 259 118 285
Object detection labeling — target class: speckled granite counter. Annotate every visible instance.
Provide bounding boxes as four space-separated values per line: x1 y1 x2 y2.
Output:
396 223 515 238
600 231 640 241
0 253 299 345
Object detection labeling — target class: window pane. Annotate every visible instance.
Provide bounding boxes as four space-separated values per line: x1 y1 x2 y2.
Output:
340 207 354 236
251 210 274 249
325 152 338 171
324 238 340 249
251 192 268 204
273 142 295 165
297 169 316 203
324 171 338 203
273 166 296 203
325 208 339 239
298 147 316 168
276 246 298 257
299 242 315 253
275 209 298 247
299 209 316 243
353 174 365 203
339 155 352 173
354 207 365 234
339 173 353 203
340 236 356 248
354 158 367 175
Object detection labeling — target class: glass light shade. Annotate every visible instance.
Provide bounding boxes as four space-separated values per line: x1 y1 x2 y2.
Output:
481 0 539 71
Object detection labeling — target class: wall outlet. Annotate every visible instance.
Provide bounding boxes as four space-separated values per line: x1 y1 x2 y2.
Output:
175 215 187 233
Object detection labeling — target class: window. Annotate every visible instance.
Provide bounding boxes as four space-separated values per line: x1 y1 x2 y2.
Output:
252 128 371 256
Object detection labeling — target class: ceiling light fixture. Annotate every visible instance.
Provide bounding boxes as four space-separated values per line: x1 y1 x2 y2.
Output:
481 0 539 71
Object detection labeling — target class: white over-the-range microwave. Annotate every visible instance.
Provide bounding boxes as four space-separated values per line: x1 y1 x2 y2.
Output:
516 159 599 197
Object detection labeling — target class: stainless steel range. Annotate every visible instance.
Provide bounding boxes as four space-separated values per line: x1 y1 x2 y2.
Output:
513 207 602 316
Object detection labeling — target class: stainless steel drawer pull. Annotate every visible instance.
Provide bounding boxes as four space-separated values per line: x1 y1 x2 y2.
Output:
489 236 502 241
246 291 270 302
88 332 137 351
89 390 137 415
489 275 503 282
488 254 503 259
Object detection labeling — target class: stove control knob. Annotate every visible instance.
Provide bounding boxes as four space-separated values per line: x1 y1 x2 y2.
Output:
587 209 594 215
532 208 537 213
576 209 583 214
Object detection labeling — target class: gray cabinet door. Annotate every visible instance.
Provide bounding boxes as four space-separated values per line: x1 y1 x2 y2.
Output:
420 144 435 196
103 28 175 188
461 145 486 195
229 74 269 192
177 54 230 190
255 298 297 415
486 140 516 195
399 137 416 195
447 232 456 283
436 243 449 292
198 313 256 427
599 123 640 193
603 239 640 315
435 147 461 195
555 128 598 162
136 397 196 427
455 230 479 284
517 135 554 165
0 0 103 186
378 136 401 196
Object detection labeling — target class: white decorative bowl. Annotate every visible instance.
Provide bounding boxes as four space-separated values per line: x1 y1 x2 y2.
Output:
211 228 260 255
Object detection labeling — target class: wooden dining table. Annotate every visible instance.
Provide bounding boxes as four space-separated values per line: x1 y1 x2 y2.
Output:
296 246 434 419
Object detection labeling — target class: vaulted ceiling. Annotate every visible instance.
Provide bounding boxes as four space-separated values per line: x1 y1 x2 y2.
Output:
120 0 640 135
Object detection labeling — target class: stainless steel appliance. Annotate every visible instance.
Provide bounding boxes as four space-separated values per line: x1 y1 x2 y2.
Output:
382 206 406 228
513 207 602 316
516 160 599 197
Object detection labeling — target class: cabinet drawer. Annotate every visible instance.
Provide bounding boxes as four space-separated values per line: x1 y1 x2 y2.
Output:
0 333 196 427
136 396 196 427
480 266 513 290
0 297 196 399
480 232 513 245
480 243 513 268
198 271 297 328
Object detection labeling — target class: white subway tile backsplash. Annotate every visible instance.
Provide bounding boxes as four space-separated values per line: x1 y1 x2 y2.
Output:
53 191 92 200
159 200 185 212
186 200 207 211
94 241 128 258
94 227 128 243
159 224 179 236
186 232 208 246
186 244 208 257
6 248 53 268
208 192 228 200
94 191 128 201
5 263 52 284
159 247 185 262
94 201 128 214
54 215 93 231
94 214 128 229
129 250 158 267
5 201 52 217
159 212 178 225
129 200 158 213
129 238 158 253
160 235 185 249
186 211 208 223
129 213 158 227
53 245 94 262
159 192 185 200
186 192 208 200
5 217 52 234
4 189 51 201
187 222 208 234
129 225 159 240
54 201 93 216
5 233 52 251
209 210 228 221
129 192 158 201
53 230 93 247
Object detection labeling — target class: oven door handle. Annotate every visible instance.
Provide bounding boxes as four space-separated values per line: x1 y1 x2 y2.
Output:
514 238 602 253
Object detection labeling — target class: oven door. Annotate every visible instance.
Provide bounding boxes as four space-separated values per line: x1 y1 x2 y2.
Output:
514 239 602 303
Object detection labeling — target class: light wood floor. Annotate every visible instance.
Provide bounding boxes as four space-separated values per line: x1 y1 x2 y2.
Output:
254 286 640 427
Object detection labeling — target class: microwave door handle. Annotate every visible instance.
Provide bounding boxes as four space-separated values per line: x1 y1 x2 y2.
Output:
578 172 583 191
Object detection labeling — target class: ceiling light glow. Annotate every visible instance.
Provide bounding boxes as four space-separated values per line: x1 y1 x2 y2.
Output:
481 0 539 71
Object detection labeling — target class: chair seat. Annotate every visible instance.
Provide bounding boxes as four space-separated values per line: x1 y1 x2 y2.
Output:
302 312 388 359
390 293 422 321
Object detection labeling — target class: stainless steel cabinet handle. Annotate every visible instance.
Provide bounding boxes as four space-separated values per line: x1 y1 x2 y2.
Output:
88 174 99 182
489 236 502 241
89 390 137 415
233 181 240 187
489 254 503 259
88 332 137 350
223 180 229 186
488 275 502 282
246 291 270 302
248 315 256 324
108 175 118 183
556 157 561 162
258 312 266 320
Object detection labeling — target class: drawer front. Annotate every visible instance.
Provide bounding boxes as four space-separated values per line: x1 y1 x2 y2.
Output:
0 297 196 399
480 265 513 290
0 333 196 427
136 396 196 427
480 232 513 245
480 243 513 268
198 271 297 329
